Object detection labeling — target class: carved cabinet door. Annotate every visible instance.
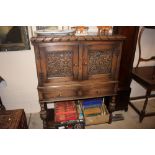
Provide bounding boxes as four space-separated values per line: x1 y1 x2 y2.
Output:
39 43 79 83
82 42 123 81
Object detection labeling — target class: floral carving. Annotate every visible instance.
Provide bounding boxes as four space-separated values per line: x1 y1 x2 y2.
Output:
88 50 112 75
47 51 73 77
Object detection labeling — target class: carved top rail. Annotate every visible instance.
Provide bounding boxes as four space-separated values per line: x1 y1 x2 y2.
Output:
31 35 126 43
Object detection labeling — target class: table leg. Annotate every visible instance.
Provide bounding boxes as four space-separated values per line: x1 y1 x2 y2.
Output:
108 96 116 123
40 103 48 128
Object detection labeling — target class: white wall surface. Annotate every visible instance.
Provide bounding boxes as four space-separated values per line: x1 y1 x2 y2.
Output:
0 27 40 113
130 27 155 97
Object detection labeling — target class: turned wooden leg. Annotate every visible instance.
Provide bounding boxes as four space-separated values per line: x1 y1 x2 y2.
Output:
109 96 116 124
139 89 151 123
108 113 113 124
40 103 48 128
125 106 128 112
152 66 155 80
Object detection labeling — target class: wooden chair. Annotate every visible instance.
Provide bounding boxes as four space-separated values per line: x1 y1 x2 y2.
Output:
129 26 155 122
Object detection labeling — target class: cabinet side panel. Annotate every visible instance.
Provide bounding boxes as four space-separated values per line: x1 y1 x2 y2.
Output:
113 26 139 111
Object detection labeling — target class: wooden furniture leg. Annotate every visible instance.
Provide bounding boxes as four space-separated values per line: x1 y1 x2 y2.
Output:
140 89 151 122
40 103 48 128
152 66 155 80
109 96 116 123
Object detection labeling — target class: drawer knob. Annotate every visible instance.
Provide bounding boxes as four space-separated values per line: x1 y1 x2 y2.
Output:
83 62 87 65
73 63 78 67
77 89 83 96
58 92 62 97
96 90 99 94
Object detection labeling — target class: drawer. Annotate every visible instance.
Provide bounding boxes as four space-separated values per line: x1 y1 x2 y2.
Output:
38 81 117 101
79 82 116 98
39 87 78 100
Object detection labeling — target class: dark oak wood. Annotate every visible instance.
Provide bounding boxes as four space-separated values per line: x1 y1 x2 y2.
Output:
132 67 155 88
0 109 28 129
31 35 125 128
113 26 139 111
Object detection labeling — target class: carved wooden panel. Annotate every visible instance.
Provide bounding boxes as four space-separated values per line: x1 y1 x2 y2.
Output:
88 50 113 75
47 51 73 77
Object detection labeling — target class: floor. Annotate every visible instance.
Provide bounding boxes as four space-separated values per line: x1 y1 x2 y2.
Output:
26 99 155 129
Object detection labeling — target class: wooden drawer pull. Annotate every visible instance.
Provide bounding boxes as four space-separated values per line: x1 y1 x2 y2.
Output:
83 62 87 65
96 90 100 94
58 92 62 97
77 89 83 96
73 63 78 67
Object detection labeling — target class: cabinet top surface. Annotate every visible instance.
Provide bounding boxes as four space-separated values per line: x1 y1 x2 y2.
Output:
31 35 126 44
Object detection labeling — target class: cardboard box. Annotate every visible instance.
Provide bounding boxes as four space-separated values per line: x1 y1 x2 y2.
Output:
83 103 109 126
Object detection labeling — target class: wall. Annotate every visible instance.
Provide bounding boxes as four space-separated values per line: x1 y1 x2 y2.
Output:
130 27 155 97
0 27 40 113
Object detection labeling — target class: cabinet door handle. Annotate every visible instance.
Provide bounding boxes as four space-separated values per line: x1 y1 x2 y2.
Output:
96 90 100 94
83 62 87 65
73 63 78 67
77 89 83 96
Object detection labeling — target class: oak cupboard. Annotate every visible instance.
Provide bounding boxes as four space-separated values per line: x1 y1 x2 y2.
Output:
31 35 126 128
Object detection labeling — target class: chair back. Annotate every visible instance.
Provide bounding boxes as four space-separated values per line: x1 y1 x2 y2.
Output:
136 26 155 68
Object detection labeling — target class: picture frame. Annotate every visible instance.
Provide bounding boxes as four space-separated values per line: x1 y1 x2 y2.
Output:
0 26 30 52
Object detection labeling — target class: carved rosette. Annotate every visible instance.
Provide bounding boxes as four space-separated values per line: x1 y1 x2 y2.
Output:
88 50 113 75
47 51 73 77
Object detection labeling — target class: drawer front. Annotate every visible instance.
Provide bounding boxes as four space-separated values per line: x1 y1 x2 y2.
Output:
79 82 116 98
40 87 77 100
39 82 117 101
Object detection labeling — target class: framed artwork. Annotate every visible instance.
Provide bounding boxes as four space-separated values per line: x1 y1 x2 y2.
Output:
0 26 30 52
